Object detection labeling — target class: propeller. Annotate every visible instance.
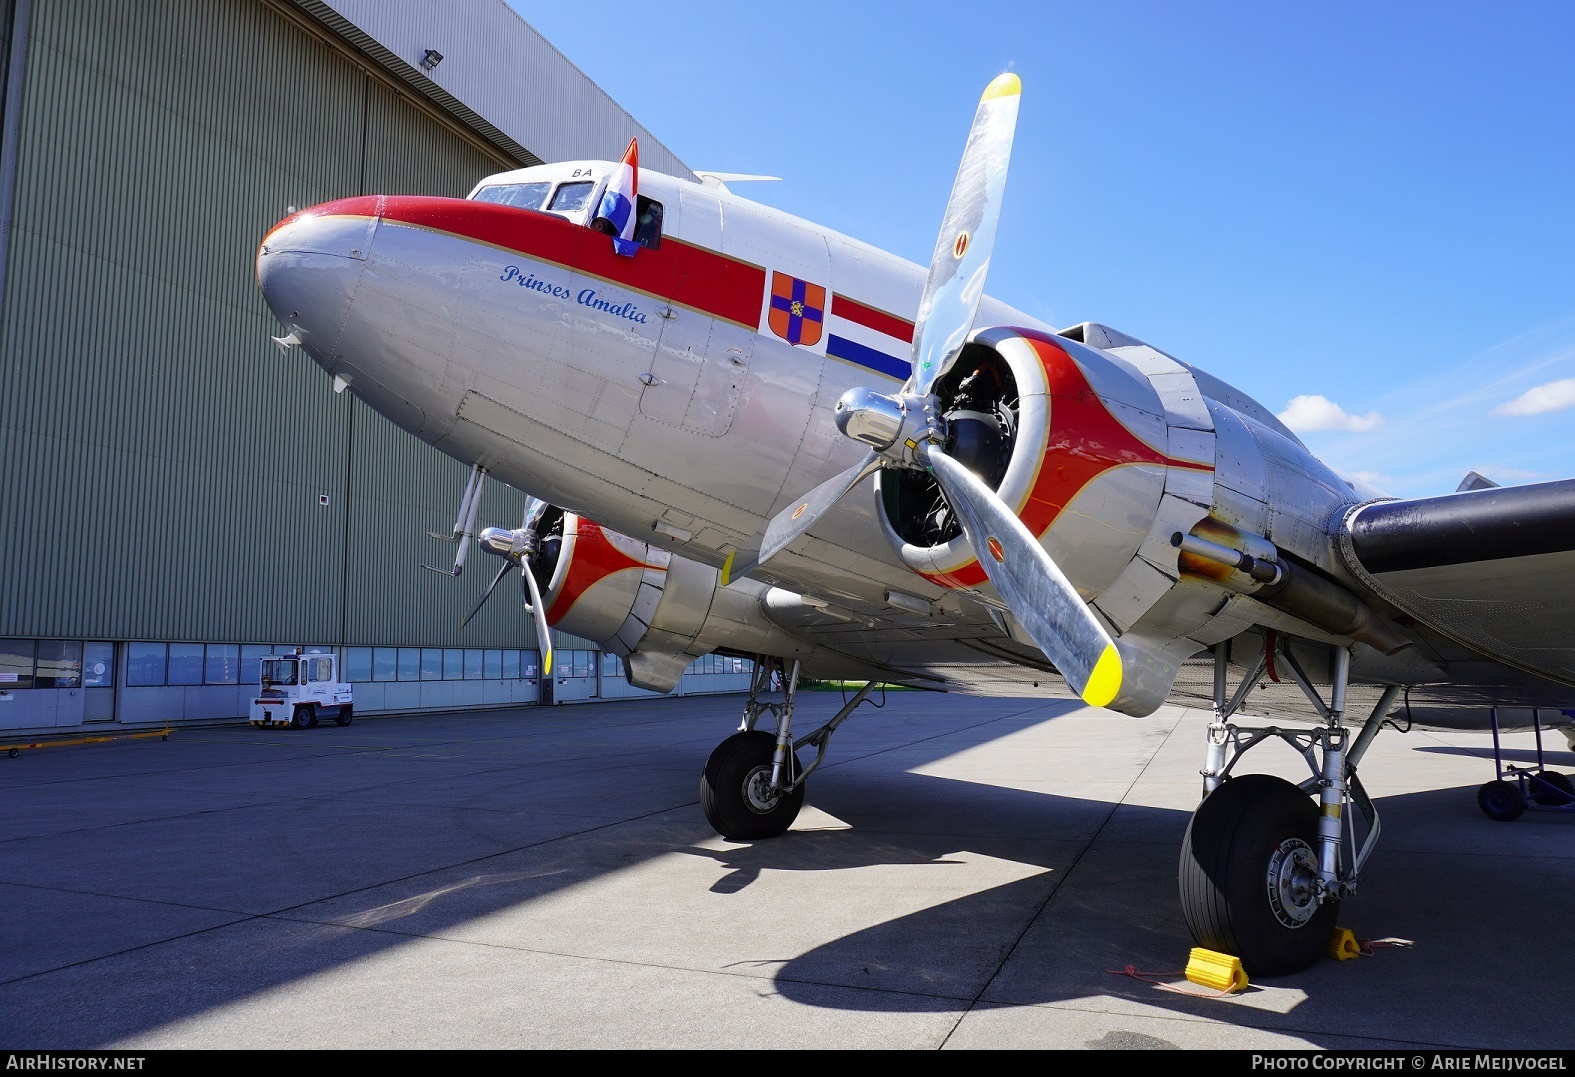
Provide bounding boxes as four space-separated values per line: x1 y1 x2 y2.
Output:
466 497 555 678
731 73 1129 709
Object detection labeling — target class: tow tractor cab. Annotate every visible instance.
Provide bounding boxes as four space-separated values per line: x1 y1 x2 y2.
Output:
249 649 353 729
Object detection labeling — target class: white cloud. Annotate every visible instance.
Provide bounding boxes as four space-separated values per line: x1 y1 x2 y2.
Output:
1277 394 1383 432
1493 378 1575 416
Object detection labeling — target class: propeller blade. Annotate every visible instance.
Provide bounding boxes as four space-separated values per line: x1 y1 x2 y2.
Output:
523 495 548 533
521 558 554 678
460 560 513 629
920 443 1123 707
909 72 1021 397
744 448 882 577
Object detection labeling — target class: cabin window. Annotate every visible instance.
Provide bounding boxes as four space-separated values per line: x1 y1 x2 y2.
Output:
633 196 663 250
548 181 595 215
472 181 552 210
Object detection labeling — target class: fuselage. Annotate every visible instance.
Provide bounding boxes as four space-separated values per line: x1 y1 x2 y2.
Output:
258 163 1055 594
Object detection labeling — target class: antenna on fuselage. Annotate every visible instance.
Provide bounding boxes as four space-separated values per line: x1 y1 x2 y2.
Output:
693 172 781 193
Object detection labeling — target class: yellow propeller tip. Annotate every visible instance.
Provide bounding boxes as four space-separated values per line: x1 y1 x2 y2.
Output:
720 549 736 587
983 73 1021 101
1080 644 1122 709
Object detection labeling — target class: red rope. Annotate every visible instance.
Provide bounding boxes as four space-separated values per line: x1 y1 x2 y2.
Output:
1356 937 1411 957
1105 965 1239 998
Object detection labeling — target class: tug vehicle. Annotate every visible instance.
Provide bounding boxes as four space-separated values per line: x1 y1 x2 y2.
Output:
249 649 353 729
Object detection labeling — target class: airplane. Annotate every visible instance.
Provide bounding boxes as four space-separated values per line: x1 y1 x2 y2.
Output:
254 74 1575 978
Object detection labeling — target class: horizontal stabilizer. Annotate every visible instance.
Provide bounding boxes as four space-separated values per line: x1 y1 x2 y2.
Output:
1456 470 1500 492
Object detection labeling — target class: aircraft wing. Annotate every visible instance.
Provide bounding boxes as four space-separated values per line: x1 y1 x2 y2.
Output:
1340 478 1575 699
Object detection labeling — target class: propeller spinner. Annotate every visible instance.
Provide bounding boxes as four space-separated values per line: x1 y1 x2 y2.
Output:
732 73 1131 709
466 496 555 677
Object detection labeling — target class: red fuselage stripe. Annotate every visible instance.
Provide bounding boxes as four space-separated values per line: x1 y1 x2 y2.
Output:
315 195 770 329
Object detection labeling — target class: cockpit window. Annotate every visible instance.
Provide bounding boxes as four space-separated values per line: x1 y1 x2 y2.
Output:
634 196 663 250
548 181 595 214
472 181 552 210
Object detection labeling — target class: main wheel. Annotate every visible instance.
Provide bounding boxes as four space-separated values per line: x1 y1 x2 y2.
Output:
700 730 805 840
1179 773 1338 977
1531 771 1573 806
290 705 313 730
334 705 353 727
1478 779 1526 820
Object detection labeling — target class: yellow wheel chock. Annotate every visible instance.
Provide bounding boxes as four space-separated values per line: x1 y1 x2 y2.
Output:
1184 947 1249 992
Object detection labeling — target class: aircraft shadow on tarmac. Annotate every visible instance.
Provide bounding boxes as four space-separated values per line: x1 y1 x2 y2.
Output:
745 779 1575 1044
9 698 1572 1049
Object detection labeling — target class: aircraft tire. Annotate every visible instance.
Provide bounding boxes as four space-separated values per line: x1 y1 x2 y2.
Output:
1179 773 1337 977
335 705 353 727
1478 779 1526 820
700 730 804 841
290 705 313 730
1531 771 1573 806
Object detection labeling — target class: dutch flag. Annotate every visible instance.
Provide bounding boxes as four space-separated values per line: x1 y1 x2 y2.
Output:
593 137 640 257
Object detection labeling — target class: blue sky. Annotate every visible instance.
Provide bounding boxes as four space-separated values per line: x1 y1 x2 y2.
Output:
510 1 1575 499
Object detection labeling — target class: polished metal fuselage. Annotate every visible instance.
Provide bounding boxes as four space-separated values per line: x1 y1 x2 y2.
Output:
256 161 1407 699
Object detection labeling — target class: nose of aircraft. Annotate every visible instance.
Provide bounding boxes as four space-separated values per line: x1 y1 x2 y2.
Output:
256 197 382 374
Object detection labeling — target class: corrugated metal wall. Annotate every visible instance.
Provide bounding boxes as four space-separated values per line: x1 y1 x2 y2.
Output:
0 0 585 651
309 0 694 180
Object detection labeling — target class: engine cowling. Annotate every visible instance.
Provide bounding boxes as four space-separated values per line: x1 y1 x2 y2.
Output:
530 508 811 692
876 325 1189 616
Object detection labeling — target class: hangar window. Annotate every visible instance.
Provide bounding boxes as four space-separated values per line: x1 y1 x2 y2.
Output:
127 642 166 686
83 643 114 687
205 644 239 685
240 645 273 686
2 639 119 689
35 640 82 688
167 643 205 686
1 638 36 689
397 648 421 681
472 181 552 210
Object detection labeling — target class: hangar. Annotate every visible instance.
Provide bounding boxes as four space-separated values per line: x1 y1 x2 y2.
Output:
0 0 752 733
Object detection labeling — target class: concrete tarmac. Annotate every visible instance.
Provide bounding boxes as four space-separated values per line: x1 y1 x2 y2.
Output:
1 692 1572 1050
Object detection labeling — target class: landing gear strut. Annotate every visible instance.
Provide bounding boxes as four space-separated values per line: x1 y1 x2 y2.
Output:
1180 638 1402 975
699 658 877 841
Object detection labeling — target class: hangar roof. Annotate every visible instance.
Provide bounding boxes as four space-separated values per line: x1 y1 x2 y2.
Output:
289 0 695 181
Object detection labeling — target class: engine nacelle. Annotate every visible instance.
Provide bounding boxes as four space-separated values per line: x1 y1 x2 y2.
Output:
876 325 1194 614
872 324 1421 714
530 508 811 692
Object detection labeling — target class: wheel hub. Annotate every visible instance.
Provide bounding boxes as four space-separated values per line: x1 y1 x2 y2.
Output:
742 765 783 814
1265 838 1322 928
